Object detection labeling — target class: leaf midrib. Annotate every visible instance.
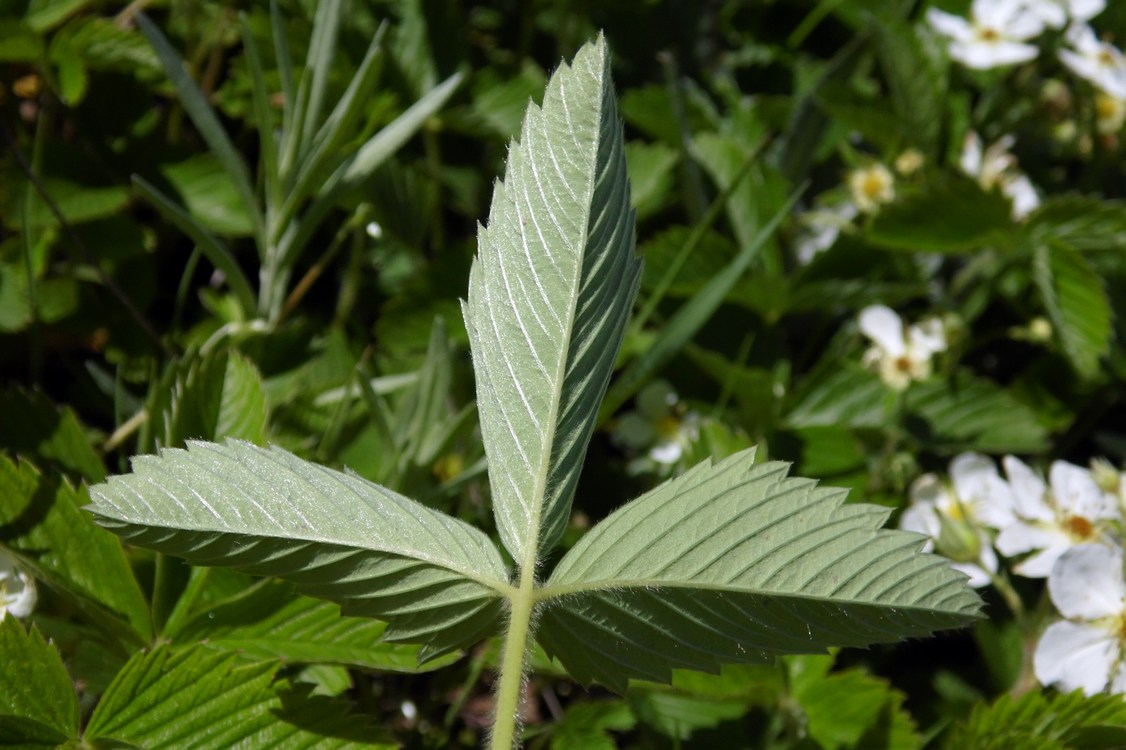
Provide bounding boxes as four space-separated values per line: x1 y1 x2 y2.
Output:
94 515 515 597
534 578 968 613
521 52 604 573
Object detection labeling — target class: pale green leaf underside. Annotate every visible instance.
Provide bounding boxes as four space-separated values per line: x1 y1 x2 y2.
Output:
87 440 509 659
539 450 982 691
463 34 642 564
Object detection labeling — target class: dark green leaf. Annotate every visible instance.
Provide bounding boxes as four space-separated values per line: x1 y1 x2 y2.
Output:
867 175 1012 254
905 371 1050 454
0 457 151 643
0 387 104 483
1022 196 1126 253
168 350 269 446
784 367 889 430
549 700 635 750
159 154 255 237
790 657 922 750
84 645 393 748
872 17 947 152
168 580 460 673
947 689 1126 750
1033 242 1112 380
0 616 78 745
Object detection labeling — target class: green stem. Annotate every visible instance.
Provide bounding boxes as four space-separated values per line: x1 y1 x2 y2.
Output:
490 565 537 750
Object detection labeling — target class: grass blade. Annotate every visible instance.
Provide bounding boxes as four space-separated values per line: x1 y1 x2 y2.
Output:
136 13 265 255
133 175 257 317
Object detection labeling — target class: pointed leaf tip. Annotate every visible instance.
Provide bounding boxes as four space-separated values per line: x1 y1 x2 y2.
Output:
464 34 641 567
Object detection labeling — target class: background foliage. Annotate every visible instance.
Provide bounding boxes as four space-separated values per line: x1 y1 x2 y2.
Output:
3 0 1126 747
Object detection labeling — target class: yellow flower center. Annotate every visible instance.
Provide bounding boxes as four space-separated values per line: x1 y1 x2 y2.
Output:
862 173 887 199
1063 514 1095 541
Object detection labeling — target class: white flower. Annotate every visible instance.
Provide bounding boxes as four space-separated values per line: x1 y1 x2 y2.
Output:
793 200 858 264
611 380 699 472
1096 91 1126 134
1004 173 1041 219
995 456 1121 577
959 131 1041 219
0 550 36 618
927 0 1046 70
895 148 926 176
899 454 1016 587
858 305 947 390
846 164 895 213
1034 543 1126 694
1059 23 1126 99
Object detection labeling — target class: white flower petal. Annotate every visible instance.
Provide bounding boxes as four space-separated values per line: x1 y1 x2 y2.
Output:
927 9 974 41
1003 174 1040 219
952 559 995 588
1048 543 1126 619
859 305 906 357
649 440 684 466
1003 8 1049 39
1003 455 1054 521
960 131 984 176
996 521 1061 555
1069 0 1106 21
951 40 1040 69
908 318 947 358
900 503 940 541
1022 0 1069 28
909 473 948 506
950 452 1016 529
1035 620 1117 694
1051 459 1119 520
1013 541 1072 578
0 554 36 619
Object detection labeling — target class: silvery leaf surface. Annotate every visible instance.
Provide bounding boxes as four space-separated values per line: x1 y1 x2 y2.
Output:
463 34 641 565
538 450 983 691
88 440 509 659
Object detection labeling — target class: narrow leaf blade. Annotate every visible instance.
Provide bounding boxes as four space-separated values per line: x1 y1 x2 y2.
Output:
87 440 509 657
539 450 982 691
136 14 265 252
132 175 257 317
599 188 801 422
463 35 642 563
